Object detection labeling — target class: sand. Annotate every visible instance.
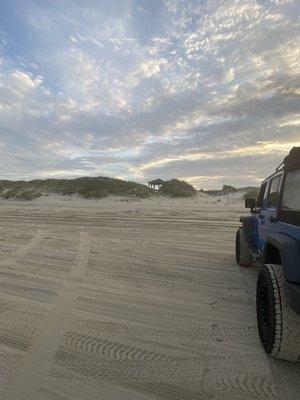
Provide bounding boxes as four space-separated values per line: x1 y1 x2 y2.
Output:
0 194 299 400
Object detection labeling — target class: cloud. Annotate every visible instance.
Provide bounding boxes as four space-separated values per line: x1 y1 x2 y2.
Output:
0 0 299 187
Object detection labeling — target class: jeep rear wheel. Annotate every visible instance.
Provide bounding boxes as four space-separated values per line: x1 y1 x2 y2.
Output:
256 264 300 362
235 228 252 267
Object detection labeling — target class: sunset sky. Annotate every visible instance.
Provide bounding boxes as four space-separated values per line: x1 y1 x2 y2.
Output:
0 0 299 188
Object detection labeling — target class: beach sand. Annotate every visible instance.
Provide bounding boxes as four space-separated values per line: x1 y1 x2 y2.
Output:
0 194 299 399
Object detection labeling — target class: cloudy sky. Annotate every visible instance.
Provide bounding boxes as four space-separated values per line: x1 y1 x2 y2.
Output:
0 0 299 188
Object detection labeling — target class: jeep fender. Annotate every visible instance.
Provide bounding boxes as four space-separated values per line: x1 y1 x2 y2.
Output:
264 233 300 283
240 216 257 244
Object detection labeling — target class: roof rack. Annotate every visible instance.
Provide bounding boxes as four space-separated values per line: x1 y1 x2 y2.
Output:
276 147 300 171
276 161 284 171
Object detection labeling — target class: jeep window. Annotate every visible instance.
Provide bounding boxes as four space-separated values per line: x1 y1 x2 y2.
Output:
267 176 281 208
282 169 300 211
256 182 267 207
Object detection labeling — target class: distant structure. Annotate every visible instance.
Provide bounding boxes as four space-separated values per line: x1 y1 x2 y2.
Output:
148 179 165 191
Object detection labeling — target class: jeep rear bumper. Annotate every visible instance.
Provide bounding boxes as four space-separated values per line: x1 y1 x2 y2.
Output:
285 281 300 315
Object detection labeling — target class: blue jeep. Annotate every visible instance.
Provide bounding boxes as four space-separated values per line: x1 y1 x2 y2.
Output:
236 147 300 362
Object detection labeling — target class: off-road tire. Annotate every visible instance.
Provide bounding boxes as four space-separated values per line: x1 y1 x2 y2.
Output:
256 264 300 362
235 227 252 267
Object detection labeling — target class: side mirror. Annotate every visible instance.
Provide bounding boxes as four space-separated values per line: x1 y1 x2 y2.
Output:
245 198 256 210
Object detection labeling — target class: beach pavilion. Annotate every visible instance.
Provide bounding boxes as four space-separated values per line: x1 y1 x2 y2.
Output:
148 179 165 190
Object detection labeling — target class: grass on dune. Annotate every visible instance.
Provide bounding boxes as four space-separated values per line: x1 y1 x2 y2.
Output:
0 177 154 200
0 177 198 201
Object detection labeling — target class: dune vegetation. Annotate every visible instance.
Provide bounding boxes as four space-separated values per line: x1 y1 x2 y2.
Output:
0 177 154 200
1 177 261 201
0 177 199 201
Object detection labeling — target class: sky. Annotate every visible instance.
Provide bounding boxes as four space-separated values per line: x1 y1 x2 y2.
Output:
0 0 299 189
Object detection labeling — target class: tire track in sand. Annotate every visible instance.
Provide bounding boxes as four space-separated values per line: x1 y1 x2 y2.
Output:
0 229 46 268
1 231 90 400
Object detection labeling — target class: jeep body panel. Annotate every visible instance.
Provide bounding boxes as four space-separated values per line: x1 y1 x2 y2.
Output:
264 233 300 283
240 215 256 244
285 281 300 314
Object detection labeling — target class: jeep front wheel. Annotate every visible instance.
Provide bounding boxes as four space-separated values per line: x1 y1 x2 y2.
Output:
256 264 300 362
235 228 252 267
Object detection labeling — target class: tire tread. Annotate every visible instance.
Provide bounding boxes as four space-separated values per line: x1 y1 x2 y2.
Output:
264 264 300 362
236 228 252 267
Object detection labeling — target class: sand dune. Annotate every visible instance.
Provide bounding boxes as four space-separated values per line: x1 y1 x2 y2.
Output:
0 195 299 399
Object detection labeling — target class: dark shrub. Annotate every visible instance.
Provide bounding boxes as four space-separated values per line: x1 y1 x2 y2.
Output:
79 188 110 199
159 179 197 198
2 188 41 201
2 187 20 200
16 190 42 201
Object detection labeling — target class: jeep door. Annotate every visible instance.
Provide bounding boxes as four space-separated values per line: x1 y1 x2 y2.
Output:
258 174 282 248
255 181 268 249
